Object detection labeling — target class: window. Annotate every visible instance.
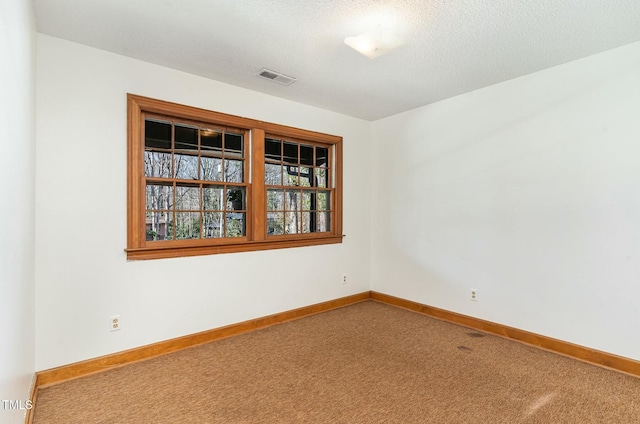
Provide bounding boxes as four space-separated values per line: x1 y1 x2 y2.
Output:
126 94 343 259
264 137 332 236
143 119 248 241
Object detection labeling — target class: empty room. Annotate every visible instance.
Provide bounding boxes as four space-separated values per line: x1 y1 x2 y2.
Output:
2 0 640 422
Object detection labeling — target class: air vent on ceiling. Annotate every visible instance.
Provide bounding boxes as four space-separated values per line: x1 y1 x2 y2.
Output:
256 68 297 86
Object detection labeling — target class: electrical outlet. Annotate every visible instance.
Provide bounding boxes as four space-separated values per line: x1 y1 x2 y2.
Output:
342 274 348 284
470 289 478 302
110 315 121 332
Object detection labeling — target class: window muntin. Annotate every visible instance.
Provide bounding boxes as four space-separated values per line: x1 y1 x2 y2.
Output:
127 94 343 260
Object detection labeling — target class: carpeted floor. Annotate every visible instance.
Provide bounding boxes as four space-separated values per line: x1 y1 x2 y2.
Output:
33 301 640 423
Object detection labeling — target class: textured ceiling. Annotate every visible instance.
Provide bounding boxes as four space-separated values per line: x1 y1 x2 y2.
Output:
34 0 640 120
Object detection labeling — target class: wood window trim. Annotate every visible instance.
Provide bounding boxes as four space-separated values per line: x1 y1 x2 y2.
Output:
126 94 343 260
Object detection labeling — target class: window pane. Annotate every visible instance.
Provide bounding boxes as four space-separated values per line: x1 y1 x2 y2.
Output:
302 212 311 233
315 168 327 188
176 185 200 210
302 191 313 211
267 212 284 235
285 190 301 212
265 138 281 161
201 128 222 153
145 119 171 149
265 163 282 185
201 157 222 181
225 133 243 157
226 212 245 237
317 191 330 211
285 211 300 234
175 124 198 151
146 183 173 210
146 211 173 241
317 212 330 232
145 151 172 178
224 159 243 183
299 167 312 187
202 186 223 211
283 142 298 165
174 154 198 179
176 212 201 239
284 166 299 186
316 147 329 166
267 189 284 211
226 187 245 211
300 144 313 166
166 212 175 240
203 212 223 238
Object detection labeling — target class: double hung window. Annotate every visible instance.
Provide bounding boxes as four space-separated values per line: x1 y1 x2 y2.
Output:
264 137 332 236
126 94 342 259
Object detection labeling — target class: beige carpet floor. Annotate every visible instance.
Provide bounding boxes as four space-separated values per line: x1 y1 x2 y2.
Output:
33 300 640 423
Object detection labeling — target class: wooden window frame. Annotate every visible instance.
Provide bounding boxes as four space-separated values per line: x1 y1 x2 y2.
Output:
126 94 343 260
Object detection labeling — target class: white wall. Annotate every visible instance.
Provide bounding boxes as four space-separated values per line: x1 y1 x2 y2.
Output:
371 42 640 360
0 0 36 422
35 35 371 371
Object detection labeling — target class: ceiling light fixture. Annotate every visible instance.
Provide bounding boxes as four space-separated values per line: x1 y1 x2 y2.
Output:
344 28 405 59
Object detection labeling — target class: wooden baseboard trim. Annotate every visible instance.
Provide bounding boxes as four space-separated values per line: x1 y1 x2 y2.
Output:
24 374 37 424
371 291 640 378
35 290 640 392
35 292 370 388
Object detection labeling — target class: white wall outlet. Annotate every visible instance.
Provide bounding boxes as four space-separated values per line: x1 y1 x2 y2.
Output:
110 315 121 332
470 289 478 302
342 274 348 284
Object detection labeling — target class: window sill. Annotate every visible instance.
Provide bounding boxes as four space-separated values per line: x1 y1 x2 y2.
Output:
125 235 344 260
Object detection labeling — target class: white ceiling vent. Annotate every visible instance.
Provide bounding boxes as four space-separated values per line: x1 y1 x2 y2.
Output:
256 68 297 86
